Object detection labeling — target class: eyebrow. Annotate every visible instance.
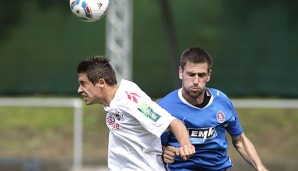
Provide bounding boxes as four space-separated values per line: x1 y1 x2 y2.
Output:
186 71 207 75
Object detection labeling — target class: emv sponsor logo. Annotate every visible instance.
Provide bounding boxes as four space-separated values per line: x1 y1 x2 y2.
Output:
189 127 216 139
138 103 161 122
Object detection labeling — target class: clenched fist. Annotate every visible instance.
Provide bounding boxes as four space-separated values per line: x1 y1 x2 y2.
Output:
163 145 195 163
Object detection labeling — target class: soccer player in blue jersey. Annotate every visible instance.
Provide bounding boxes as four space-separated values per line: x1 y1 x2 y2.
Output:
159 47 268 171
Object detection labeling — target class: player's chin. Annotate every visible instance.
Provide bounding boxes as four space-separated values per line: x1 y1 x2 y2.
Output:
189 92 200 98
85 100 94 105
192 89 204 97
82 97 92 105
85 101 92 105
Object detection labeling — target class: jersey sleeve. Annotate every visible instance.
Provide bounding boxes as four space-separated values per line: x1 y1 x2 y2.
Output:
118 94 176 137
225 100 243 137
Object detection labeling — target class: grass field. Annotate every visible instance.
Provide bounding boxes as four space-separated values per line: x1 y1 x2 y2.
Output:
0 102 297 170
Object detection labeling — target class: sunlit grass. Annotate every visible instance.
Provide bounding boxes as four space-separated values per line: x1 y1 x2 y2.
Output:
0 105 297 170
0 107 73 130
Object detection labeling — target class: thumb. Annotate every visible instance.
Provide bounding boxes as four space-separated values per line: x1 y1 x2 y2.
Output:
175 147 180 156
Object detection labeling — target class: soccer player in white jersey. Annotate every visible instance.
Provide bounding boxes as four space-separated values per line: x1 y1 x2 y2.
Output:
159 47 268 171
77 56 195 171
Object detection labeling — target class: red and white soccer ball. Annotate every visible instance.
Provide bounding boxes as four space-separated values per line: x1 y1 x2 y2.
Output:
70 0 110 22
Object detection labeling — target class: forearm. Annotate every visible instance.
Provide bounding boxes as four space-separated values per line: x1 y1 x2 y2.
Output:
168 119 195 160
233 134 268 171
169 119 191 146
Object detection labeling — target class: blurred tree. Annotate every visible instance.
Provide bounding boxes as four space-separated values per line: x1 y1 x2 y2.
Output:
224 0 297 27
0 0 69 42
0 1 22 41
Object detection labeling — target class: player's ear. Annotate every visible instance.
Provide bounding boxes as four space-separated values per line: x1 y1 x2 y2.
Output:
207 69 212 82
96 78 106 88
179 66 183 80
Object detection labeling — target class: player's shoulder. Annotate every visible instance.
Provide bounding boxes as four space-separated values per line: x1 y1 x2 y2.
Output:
115 79 145 104
118 79 144 96
157 89 179 104
120 79 138 88
208 88 230 100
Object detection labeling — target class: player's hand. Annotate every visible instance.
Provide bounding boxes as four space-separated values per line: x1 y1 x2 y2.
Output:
178 144 195 161
163 146 179 163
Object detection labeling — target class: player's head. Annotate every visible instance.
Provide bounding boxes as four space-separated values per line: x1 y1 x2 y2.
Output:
77 56 117 85
77 56 117 105
180 47 212 71
179 47 212 102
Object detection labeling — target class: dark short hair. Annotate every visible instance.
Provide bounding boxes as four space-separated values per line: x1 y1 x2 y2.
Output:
180 47 213 71
77 56 117 85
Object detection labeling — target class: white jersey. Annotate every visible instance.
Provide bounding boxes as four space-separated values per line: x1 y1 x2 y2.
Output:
104 79 176 171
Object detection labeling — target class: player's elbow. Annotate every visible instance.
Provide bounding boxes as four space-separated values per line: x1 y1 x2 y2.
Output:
232 133 245 148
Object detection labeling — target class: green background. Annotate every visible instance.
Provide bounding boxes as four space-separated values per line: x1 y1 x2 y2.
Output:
0 0 297 97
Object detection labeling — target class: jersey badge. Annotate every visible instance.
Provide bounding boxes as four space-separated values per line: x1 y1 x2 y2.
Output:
106 112 121 130
115 112 123 121
217 110 225 123
138 103 161 122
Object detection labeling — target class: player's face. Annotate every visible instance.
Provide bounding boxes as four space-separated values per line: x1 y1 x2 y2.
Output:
77 73 102 105
179 61 211 101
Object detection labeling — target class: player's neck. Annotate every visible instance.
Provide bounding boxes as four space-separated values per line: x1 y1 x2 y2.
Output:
194 90 210 108
103 84 118 107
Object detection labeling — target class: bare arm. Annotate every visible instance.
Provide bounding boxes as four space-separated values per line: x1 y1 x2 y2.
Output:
232 133 268 171
167 119 195 160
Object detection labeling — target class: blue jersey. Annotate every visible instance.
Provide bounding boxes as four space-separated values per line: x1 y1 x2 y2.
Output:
159 88 243 171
